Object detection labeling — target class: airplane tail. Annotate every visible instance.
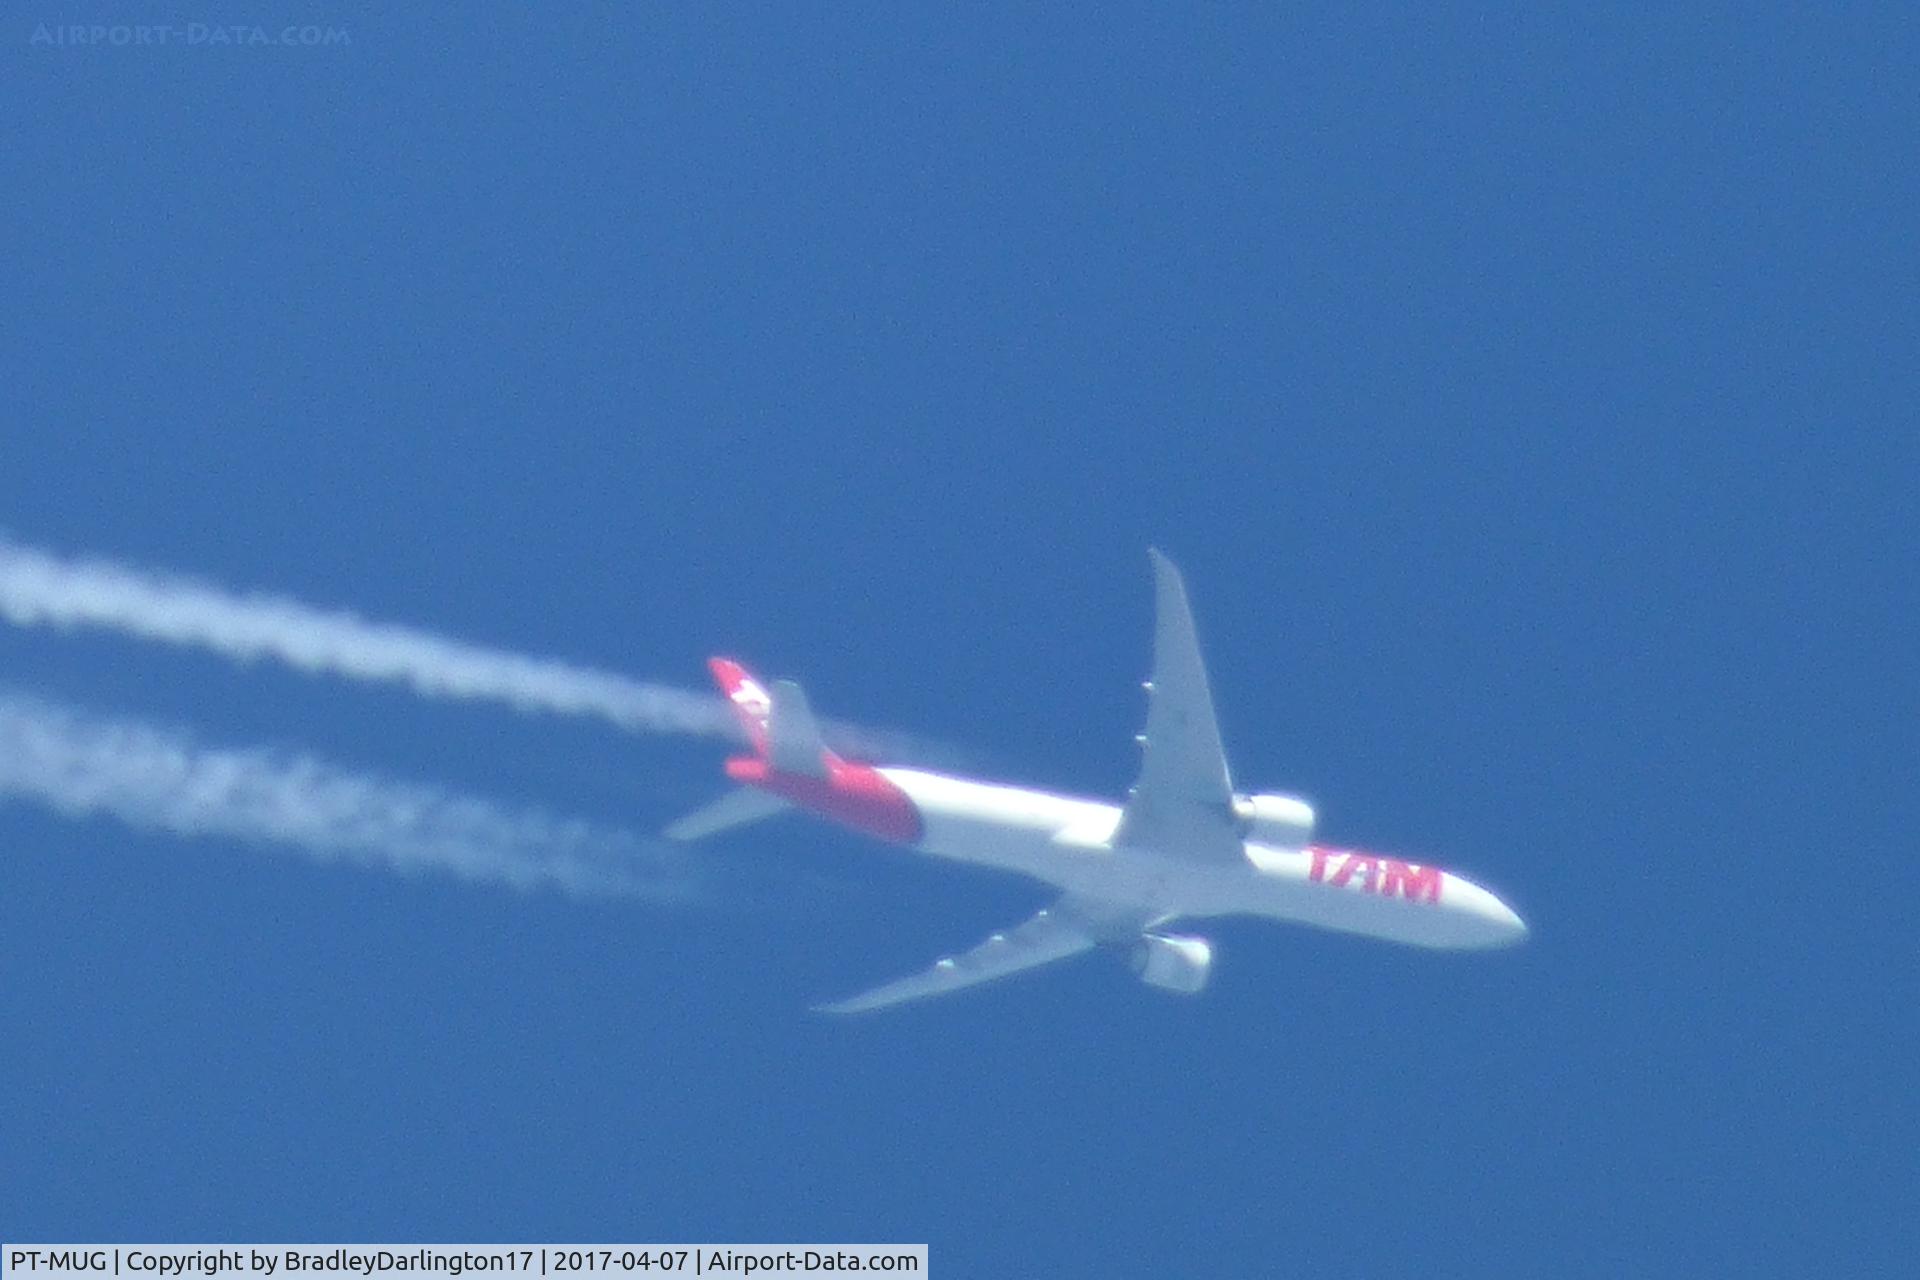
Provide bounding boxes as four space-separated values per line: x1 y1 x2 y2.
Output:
707 658 773 756
664 657 838 840
707 656 839 778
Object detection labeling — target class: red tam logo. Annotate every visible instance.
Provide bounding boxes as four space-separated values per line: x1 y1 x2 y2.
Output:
1308 847 1442 904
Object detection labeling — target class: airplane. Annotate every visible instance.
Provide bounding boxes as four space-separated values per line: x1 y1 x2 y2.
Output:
666 550 1526 1013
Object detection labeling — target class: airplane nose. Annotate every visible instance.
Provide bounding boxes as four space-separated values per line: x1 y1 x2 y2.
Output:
1489 896 1528 945
1450 876 1529 947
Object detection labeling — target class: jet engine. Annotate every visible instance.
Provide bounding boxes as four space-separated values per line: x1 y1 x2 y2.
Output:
1130 932 1213 994
1234 792 1315 850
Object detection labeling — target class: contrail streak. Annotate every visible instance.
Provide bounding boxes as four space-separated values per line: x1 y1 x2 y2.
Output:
0 538 739 736
0 537 952 767
0 690 690 900
0 538 958 765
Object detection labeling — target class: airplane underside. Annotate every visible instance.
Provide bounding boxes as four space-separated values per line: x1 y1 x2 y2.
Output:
667 551 1526 1012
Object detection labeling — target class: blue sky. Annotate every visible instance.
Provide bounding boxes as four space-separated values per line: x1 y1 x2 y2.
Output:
2 7 1914 1275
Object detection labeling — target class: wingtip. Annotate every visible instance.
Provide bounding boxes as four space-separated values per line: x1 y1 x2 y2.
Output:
1147 548 1188 597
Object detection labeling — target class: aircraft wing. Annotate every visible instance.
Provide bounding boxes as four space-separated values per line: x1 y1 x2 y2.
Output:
1110 549 1247 867
814 902 1106 1014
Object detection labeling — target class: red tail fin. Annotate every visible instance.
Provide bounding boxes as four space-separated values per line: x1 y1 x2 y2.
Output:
708 657 772 756
702 656 920 844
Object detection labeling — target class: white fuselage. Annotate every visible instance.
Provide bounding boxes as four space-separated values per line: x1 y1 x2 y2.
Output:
875 767 1527 950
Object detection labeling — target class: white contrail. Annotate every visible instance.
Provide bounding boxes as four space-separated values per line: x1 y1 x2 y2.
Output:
0 538 959 765
0 690 690 900
0 537 735 738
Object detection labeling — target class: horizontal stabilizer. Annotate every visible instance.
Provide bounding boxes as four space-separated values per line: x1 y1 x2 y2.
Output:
663 786 792 840
769 678 831 778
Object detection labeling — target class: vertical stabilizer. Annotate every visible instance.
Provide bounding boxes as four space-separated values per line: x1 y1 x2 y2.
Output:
769 679 832 778
706 657 836 778
708 657 772 756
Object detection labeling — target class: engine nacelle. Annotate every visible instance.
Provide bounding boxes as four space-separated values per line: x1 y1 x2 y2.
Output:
1130 932 1213 995
1234 792 1315 850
